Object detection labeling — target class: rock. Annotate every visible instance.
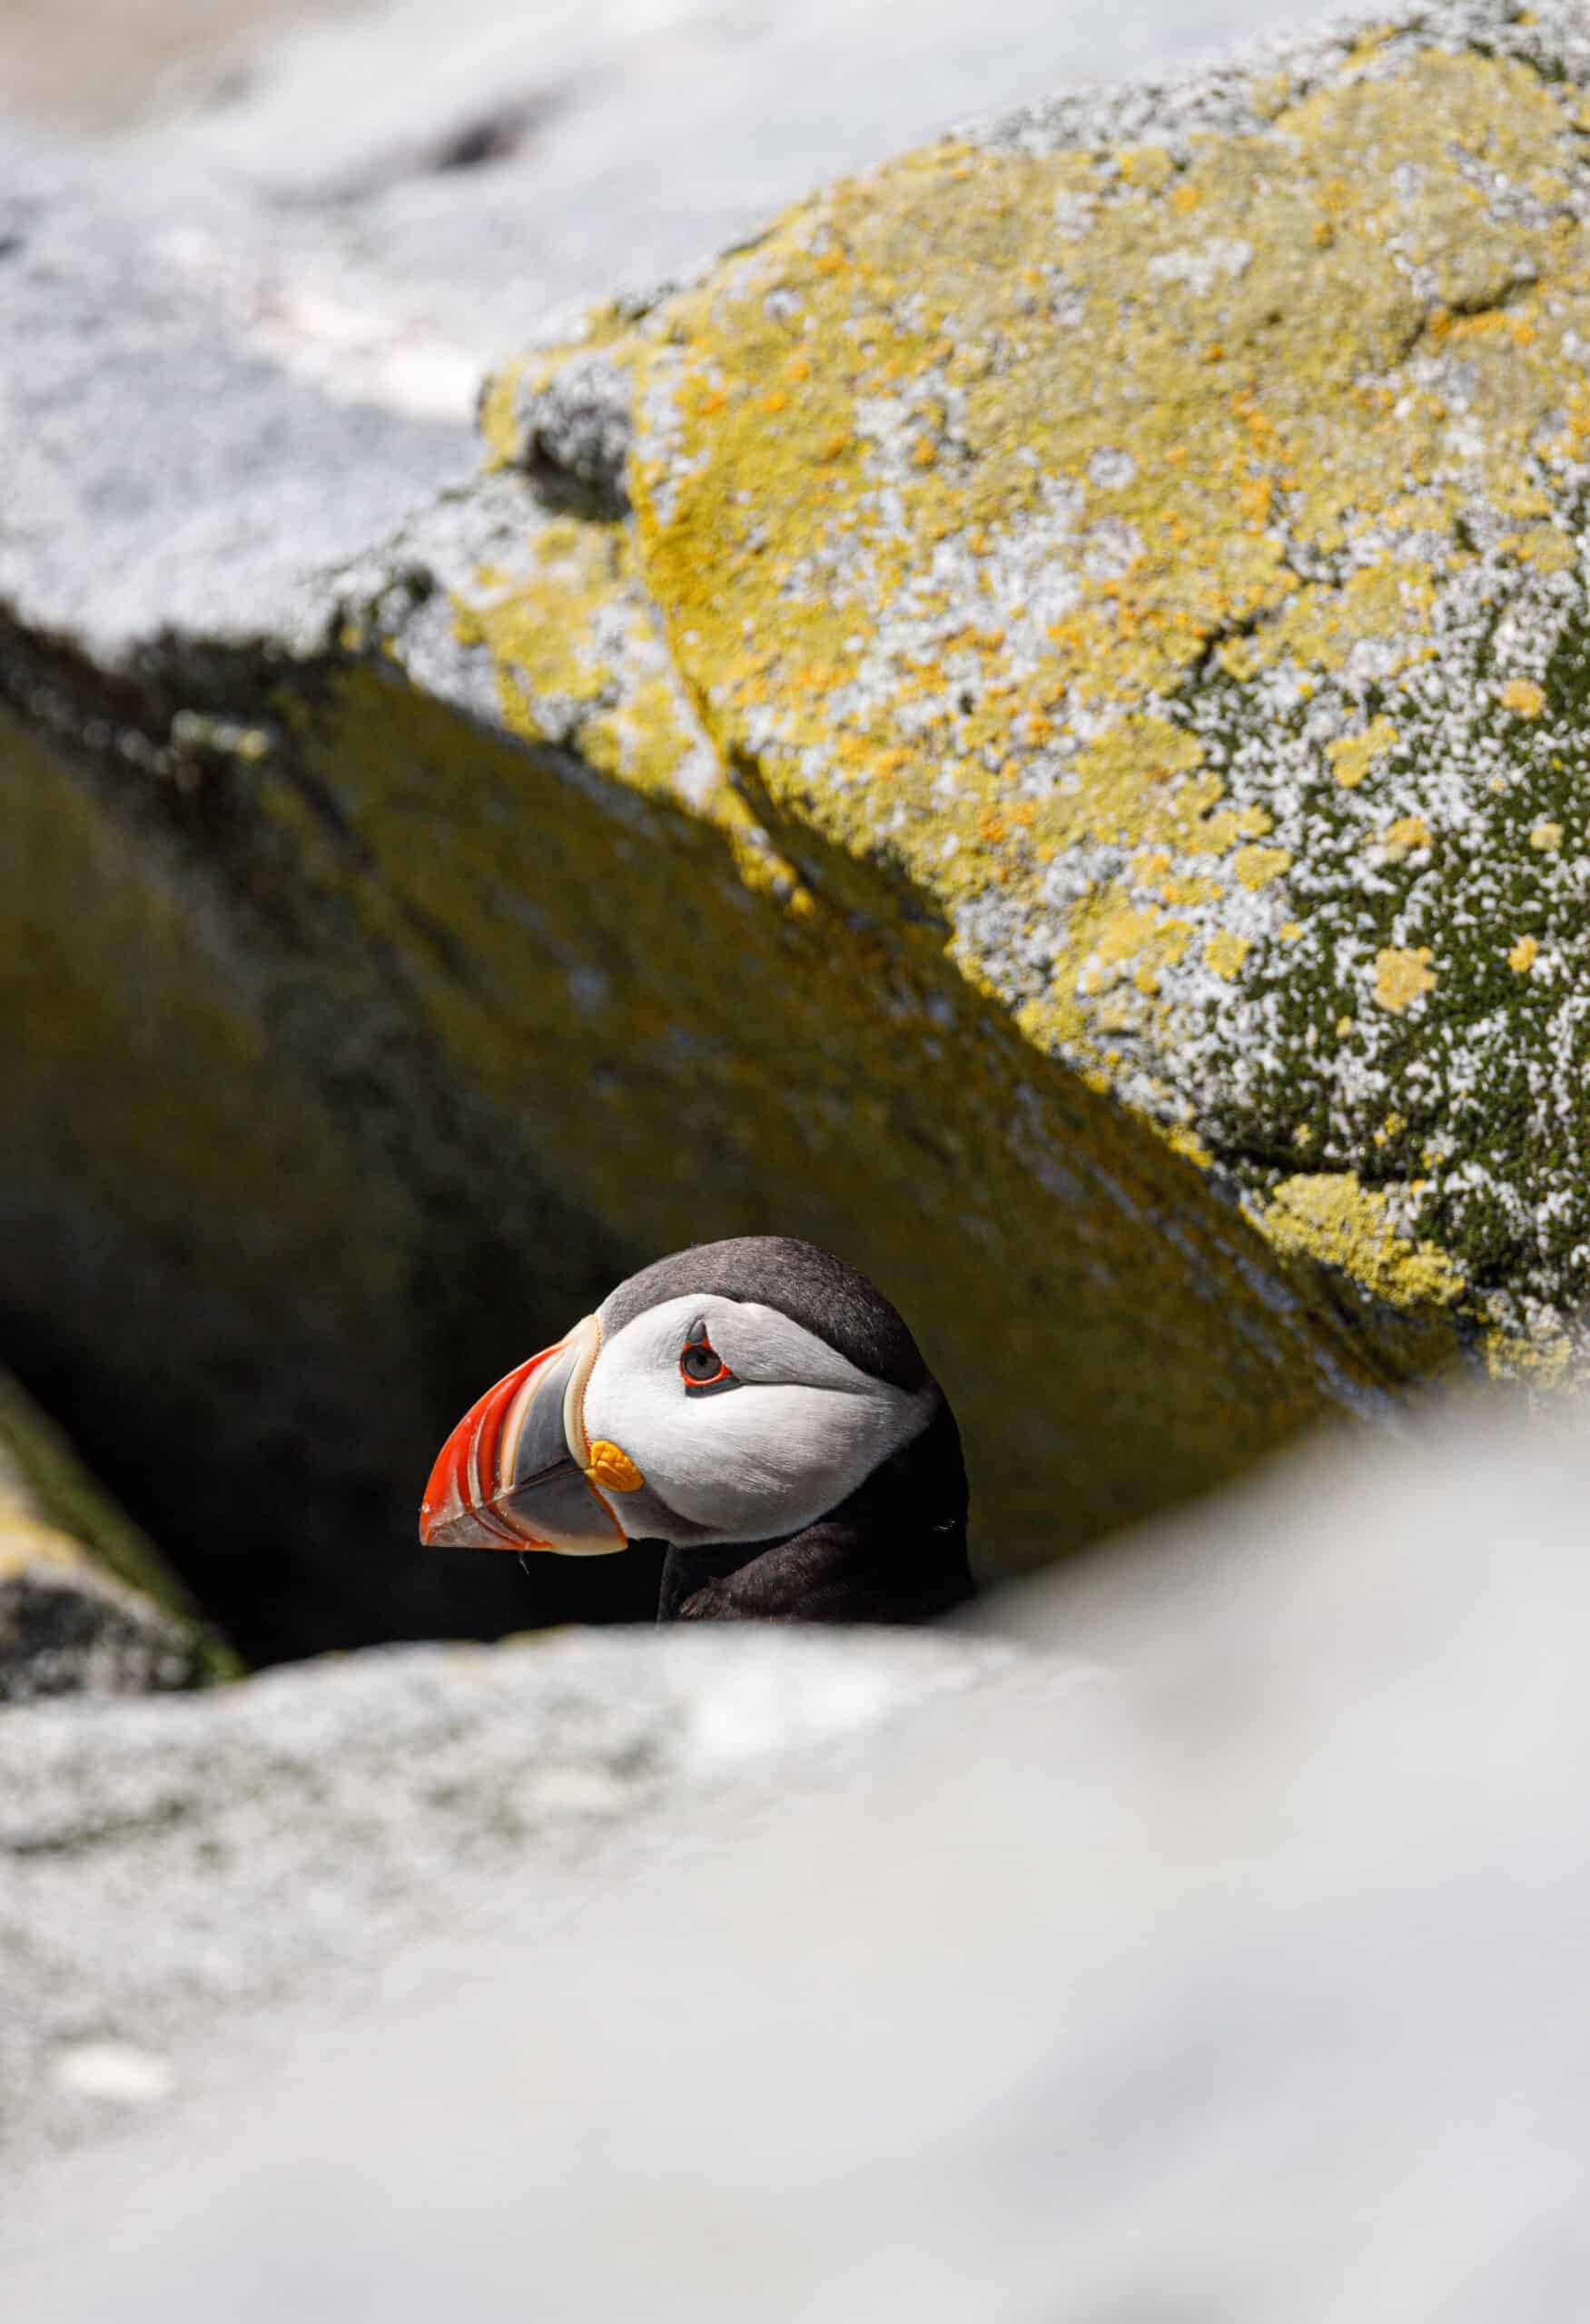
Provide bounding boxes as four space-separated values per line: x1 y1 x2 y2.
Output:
509 350 637 518
499 0 1590 1403
5 1392 1590 2319
7 0 1590 1666
0 118 472 661
0 1622 1008 2166
0 1370 226 1700
4 1 1329 435
141 0 1329 388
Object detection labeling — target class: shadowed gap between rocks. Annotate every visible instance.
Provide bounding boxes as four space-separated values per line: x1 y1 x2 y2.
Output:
0 616 1470 1664
0 645 665 1663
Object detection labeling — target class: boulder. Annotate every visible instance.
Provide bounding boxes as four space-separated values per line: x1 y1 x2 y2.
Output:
0 1370 226 1700
0 1622 1007 2165
6 1 1590 1663
478 0 1590 1410
5 1392 1590 2319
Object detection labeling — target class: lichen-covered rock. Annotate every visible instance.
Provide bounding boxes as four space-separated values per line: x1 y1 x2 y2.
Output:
8 2 1590 1654
0 1371 227 1701
470 0 1590 1393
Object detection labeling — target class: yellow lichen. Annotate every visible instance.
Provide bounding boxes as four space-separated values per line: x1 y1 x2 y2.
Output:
1205 930 1251 980
1167 1124 1214 1167
1118 144 1175 190
1380 815 1430 860
1265 1173 1465 1312
1233 843 1292 890
0 1508 95 1584
1327 714 1399 791
1373 946 1437 1012
1485 1324 1574 1389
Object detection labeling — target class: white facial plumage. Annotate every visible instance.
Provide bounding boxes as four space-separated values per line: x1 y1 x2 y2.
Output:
581 1292 934 1545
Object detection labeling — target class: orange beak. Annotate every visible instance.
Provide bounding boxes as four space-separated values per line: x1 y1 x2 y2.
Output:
418 1315 627 1557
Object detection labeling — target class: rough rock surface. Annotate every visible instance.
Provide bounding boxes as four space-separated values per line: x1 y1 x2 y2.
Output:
6 1394 1590 2319
480 0 1590 1396
0 1625 1009 2167
0 1371 222 1701
7 1 1590 1662
0 119 470 661
134 0 1329 417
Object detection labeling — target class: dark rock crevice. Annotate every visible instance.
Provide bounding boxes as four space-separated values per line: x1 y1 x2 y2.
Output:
0 622 659 1663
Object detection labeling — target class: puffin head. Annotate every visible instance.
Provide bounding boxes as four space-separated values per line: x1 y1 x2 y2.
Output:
420 1237 971 1620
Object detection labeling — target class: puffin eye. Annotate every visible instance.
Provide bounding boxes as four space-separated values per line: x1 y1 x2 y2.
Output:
680 1336 733 1389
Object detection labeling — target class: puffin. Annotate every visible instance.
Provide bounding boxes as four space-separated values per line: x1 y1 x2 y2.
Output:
419 1236 973 1622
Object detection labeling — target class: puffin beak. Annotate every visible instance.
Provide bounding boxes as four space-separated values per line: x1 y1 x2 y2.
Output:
419 1314 629 1557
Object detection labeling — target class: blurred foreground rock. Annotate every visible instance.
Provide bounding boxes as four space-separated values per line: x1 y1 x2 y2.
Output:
6 1393 1589 2319
0 1626 1007 2162
0 1371 224 1701
7 1 1590 1663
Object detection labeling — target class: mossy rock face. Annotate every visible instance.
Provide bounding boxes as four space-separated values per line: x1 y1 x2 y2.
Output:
0 1370 231 1700
5 2 1589 1652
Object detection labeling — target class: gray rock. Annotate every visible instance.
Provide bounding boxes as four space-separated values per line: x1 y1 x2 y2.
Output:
0 0 347 132
6 1394 1590 2319
144 0 1338 395
0 119 471 667
509 350 637 517
0 1625 1008 2163
0 1561 203 1705
0 0 1339 665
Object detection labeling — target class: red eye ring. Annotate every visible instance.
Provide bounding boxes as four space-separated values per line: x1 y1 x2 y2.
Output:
680 1337 734 1389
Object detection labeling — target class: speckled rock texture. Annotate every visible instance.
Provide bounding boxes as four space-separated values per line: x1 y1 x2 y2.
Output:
0 1371 223 1701
7 1395 1590 2321
6 1 1590 1661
